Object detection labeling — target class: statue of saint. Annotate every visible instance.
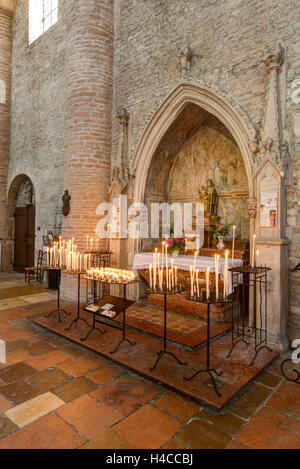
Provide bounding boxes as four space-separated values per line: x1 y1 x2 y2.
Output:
206 179 218 217
24 182 33 206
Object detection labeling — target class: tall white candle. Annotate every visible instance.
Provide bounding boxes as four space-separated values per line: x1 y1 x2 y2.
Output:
190 266 193 297
223 250 229 297
149 264 152 289
196 269 199 297
232 225 236 267
251 234 256 268
165 244 168 289
256 250 259 267
215 254 220 299
206 267 210 299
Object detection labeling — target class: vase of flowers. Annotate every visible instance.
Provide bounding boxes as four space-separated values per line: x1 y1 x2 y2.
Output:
208 219 232 250
165 236 186 256
217 236 225 250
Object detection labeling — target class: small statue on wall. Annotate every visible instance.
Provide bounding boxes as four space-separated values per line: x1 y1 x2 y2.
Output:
62 190 71 217
24 181 33 206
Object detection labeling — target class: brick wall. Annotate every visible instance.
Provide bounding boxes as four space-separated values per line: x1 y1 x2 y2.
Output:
0 7 12 270
63 0 114 250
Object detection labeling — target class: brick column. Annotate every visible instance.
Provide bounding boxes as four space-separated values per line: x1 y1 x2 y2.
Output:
0 6 12 270
63 0 114 249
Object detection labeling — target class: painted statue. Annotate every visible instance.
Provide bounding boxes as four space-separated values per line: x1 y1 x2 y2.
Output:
206 179 218 217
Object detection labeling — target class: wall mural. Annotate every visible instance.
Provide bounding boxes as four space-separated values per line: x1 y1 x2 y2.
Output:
145 106 249 240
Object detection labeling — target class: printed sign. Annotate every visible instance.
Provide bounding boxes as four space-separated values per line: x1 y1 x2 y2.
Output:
260 190 278 227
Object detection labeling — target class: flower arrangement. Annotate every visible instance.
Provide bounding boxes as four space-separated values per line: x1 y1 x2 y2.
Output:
208 219 232 242
165 236 186 254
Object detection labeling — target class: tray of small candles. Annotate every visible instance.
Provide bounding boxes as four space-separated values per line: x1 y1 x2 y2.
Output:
83 268 138 285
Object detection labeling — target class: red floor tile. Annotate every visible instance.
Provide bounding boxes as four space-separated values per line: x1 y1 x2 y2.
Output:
56 394 122 439
114 404 182 449
0 413 85 449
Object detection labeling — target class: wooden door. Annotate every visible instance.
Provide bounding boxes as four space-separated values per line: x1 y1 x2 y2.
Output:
14 206 35 272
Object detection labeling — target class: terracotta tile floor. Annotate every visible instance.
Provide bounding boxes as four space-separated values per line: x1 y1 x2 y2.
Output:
0 271 299 449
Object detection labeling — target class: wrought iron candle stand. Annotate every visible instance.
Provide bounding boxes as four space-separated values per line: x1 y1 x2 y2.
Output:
44 267 71 322
81 275 138 354
281 358 300 385
64 270 91 332
146 284 187 372
227 265 272 366
184 290 231 397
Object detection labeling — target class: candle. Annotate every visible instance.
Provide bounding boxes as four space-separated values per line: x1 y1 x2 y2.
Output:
175 266 178 288
215 254 220 299
165 244 168 289
171 259 174 289
223 250 229 297
232 225 236 267
193 251 198 277
256 250 259 267
206 267 210 299
196 269 199 297
190 266 193 297
149 264 152 289
169 269 172 291
251 234 256 268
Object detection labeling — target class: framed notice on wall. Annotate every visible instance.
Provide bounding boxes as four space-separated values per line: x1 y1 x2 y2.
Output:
260 190 278 227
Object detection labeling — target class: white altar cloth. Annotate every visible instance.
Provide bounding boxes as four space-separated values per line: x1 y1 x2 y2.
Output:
132 253 243 294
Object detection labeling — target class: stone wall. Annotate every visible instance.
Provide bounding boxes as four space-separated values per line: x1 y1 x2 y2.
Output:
8 0 68 257
0 6 12 270
112 0 300 338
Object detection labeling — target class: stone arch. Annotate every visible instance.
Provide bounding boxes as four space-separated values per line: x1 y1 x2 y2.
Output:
7 174 35 208
7 174 36 271
132 82 256 204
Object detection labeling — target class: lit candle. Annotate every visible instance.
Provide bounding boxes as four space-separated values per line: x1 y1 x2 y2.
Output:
193 251 198 277
251 234 256 268
215 254 220 299
165 244 168 289
232 225 236 267
206 267 210 299
149 264 152 289
223 250 229 297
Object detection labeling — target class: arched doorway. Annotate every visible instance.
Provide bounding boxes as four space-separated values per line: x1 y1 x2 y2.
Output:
8 175 36 272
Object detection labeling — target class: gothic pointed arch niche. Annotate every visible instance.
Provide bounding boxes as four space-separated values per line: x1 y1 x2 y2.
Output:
132 83 256 205
8 174 36 272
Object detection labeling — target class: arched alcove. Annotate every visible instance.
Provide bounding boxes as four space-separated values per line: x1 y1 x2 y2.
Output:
132 83 255 206
7 174 36 271
144 103 249 242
